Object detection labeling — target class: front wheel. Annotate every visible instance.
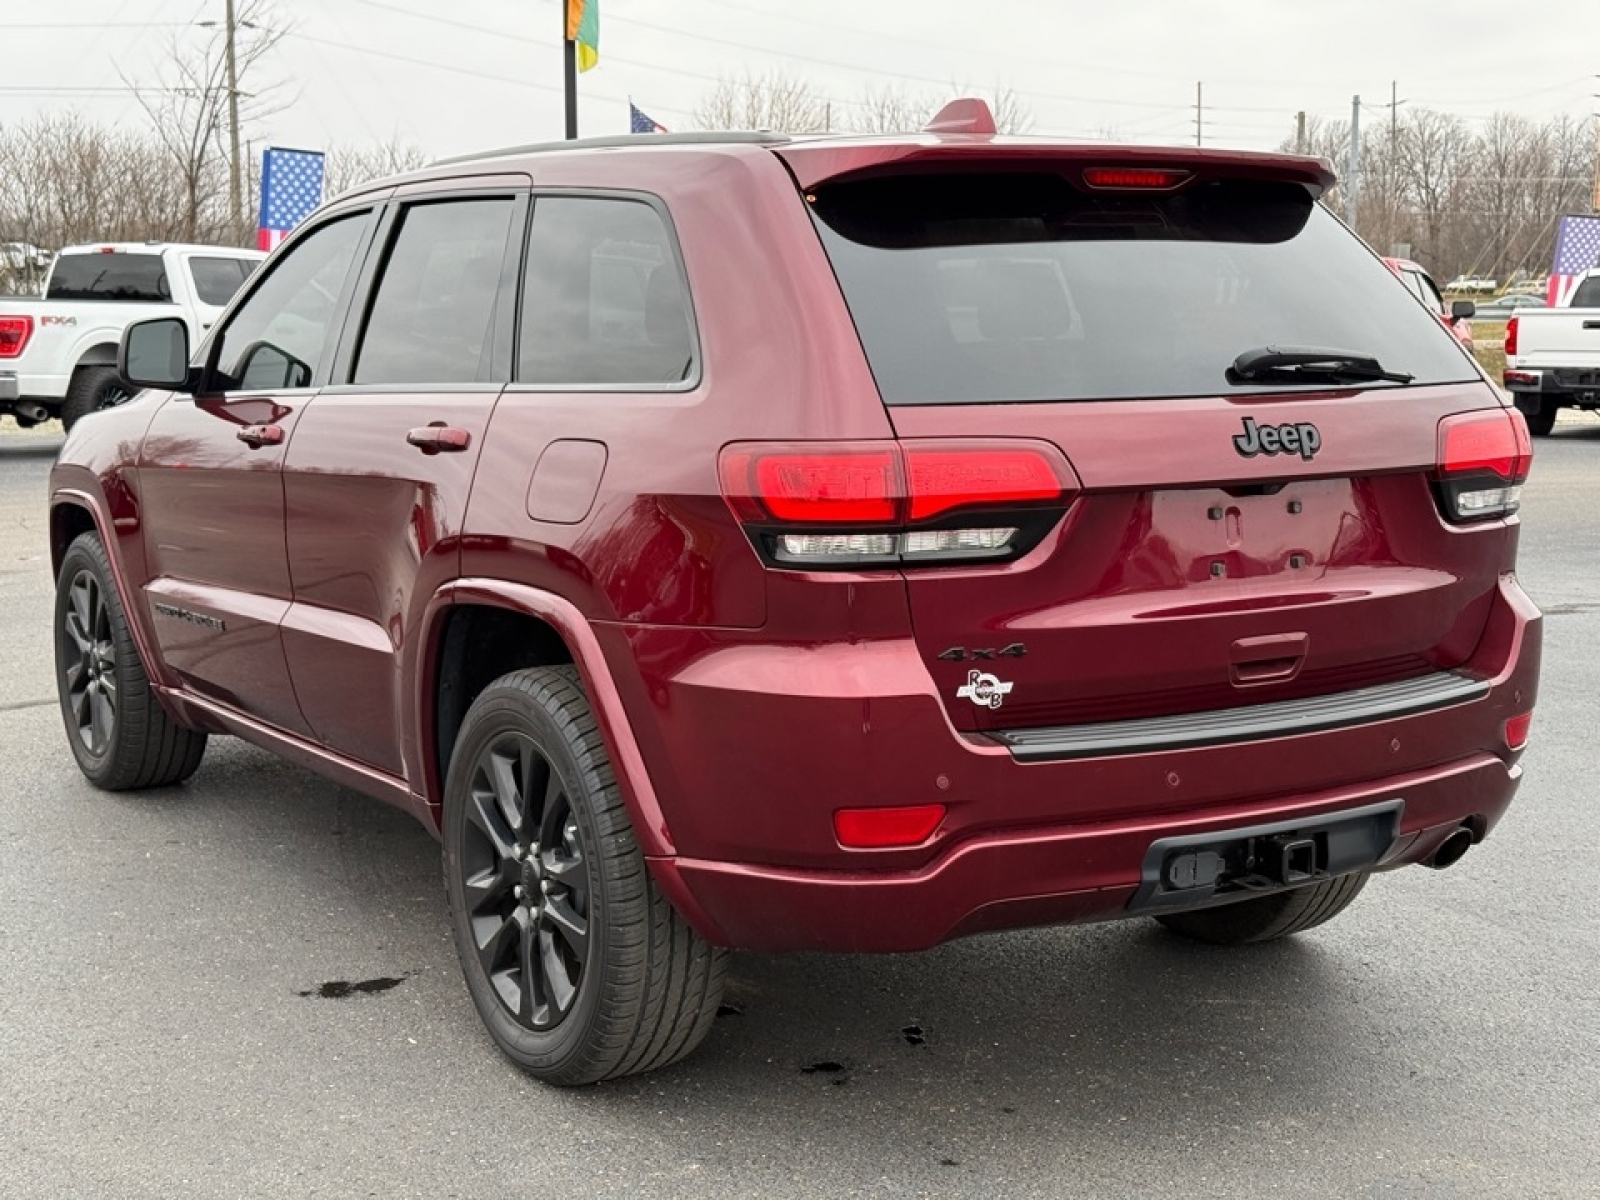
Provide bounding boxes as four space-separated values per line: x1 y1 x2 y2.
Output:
1153 872 1370 945
443 666 727 1086
54 532 208 789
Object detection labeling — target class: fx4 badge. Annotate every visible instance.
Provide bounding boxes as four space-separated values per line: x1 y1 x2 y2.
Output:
1233 417 1322 462
956 669 1014 711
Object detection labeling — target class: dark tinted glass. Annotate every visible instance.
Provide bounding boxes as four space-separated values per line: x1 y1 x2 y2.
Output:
189 257 256 306
518 197 695 386
212 215 367 391
354 199 516 386
810 173 1476 405
48 253 169 302
1570 277 1600 308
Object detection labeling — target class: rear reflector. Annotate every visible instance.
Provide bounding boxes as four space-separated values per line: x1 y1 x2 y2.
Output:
833 804 946 849
1504 711 1532 752
1082 167 1191 190
1435 410 1532 522
0 316 33 360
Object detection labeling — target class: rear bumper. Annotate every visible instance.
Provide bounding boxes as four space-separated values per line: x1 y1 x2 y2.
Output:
0 372 16 403
654 752 1519 952
616 573 1539 953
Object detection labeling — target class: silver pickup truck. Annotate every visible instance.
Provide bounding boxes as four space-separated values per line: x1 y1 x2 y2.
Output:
1503 270 1600 435
0 242 262 430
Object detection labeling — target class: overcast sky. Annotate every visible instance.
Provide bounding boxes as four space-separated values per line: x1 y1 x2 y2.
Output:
5 0 1597 160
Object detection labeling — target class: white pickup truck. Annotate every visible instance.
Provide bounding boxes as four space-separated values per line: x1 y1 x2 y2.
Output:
1503 269 1600 435
0 242 264 430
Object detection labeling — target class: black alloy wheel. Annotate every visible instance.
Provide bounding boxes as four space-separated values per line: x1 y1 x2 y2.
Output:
60 567 117 756
461 729 592 1030
443 666 726 1086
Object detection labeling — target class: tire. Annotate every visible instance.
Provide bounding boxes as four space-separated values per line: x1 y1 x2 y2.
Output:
61 365 131 431
1153 872 1370 946
54 532 208 790
1523 403 1557 437
442 665 727 1086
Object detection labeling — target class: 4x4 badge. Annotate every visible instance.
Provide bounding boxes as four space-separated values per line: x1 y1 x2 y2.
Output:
956 669 1014 711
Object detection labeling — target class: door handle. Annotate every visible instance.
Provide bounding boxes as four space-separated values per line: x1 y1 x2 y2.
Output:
237 423 284 448
406 425 472 455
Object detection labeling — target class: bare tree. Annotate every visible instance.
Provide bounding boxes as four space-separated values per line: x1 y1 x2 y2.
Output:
693 72 832 134
121 0 288 245
323 140 431 199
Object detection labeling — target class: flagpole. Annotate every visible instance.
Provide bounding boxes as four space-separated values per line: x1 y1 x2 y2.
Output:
563 2 578 140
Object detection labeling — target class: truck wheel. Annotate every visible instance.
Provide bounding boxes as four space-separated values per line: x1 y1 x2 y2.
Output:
1523 403 1557 437
61 365 131 431
442 666 727 1086
54 532 208 790
1153 872 1370 945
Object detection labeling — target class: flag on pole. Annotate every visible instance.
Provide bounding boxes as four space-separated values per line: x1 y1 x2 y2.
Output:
566 0 598 72
1547 214 1600 306
629 102 667 134
258 147 325 252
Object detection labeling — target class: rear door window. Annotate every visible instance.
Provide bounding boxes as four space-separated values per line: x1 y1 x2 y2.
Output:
1571 277 1600 307
48 253 169 302
189 257 258 306
517 196 696 386
352 198 517 386
809 173 1476 405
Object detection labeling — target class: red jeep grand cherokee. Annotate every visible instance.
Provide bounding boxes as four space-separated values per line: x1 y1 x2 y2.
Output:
50 103 1541 1085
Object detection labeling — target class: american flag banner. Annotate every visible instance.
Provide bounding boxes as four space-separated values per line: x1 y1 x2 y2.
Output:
629 102 667 134
1546 214 1600 306
258 148 326 252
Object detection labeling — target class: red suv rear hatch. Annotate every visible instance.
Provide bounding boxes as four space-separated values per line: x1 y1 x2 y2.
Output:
779 143 1519 735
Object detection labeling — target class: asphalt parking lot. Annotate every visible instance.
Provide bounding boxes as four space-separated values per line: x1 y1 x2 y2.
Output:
2 416 1597 1199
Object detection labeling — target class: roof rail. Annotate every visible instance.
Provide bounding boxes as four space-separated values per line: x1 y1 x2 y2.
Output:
433 130 790 167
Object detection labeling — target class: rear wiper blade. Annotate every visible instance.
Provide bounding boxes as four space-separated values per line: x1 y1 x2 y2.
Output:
1228 345 1415 385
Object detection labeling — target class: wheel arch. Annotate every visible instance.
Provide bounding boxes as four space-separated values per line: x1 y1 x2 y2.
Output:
418 580 677 860
50 487 179 697
72 342 120 373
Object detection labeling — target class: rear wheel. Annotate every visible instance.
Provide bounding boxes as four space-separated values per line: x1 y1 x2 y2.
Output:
1153 872 1370 945
1522 402 1557 437
61 365 131 431
54 532 208 789
443 666 727 1085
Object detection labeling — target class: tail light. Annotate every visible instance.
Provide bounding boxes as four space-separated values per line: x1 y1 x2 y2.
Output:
720 440 1078 568
1434 410 1532 522
1503 316 1518 357
0 316 33 360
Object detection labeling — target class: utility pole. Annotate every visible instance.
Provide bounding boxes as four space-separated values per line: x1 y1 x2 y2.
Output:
1346 94 1361 228
224 0 243 228
1295 111 1307 154
1194 82 1203 147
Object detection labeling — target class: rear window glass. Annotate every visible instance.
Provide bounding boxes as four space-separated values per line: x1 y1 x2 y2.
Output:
1571 277 1600 308
809 173 1476 405
48 253 169 302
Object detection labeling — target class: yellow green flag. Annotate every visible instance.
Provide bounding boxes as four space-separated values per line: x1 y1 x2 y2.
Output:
566 0 598 72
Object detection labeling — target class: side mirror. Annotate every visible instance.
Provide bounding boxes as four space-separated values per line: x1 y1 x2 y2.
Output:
119 317 192 392
1451 300 1476 320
